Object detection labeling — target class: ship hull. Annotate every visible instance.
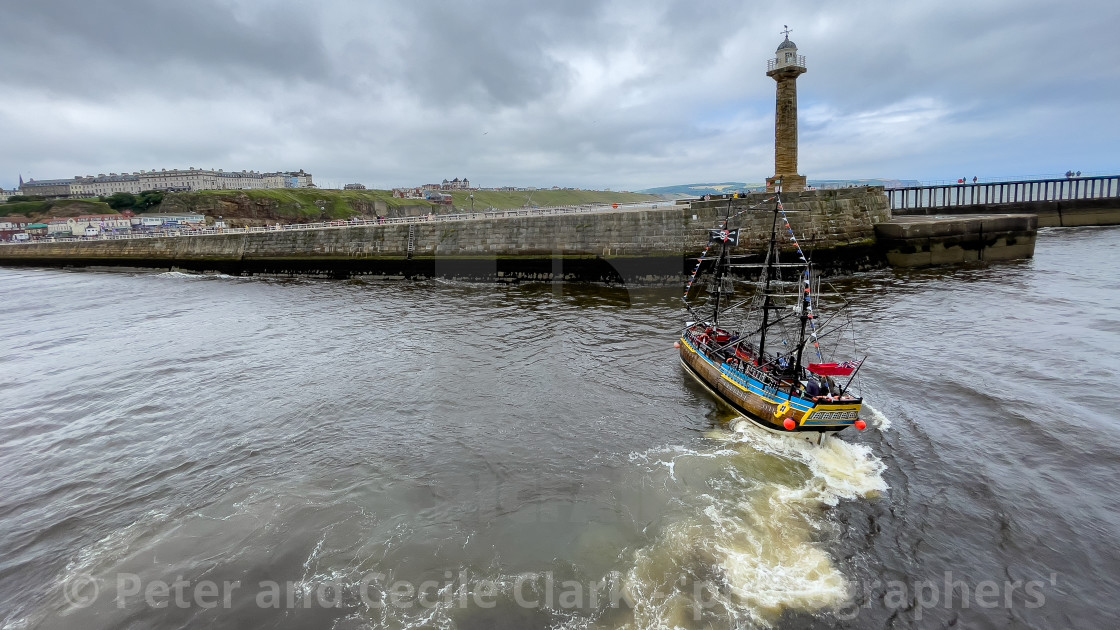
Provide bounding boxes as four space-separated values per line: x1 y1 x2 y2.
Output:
678 337 861 441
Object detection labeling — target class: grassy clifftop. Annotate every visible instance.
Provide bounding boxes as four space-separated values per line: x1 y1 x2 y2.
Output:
4 189 663 226
2 198 115 220
157 188 660 224
441 189 658 210
158 189 434 224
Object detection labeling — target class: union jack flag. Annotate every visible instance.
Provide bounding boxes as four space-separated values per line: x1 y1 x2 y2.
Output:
838 360 862 369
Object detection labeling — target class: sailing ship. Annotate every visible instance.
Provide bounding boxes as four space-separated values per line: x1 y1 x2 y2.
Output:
678 194 869 443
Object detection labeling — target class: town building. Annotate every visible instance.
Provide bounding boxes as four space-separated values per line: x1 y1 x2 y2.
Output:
46 214 133 236
18 168 314 199
0 217 31 231
0 217 33 242
133 213 207 228
419 178 473 192
343 183 367 190
392 187 424 199
426 192 453 205
39 212 206 236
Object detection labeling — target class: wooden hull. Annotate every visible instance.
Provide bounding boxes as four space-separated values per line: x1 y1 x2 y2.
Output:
678 337 861 438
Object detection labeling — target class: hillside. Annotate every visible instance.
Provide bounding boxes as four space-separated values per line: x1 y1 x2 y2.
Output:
2 198 116 220
638 183 761 197
441 189 659 211
641 179 919 197
158 188 660 225
157 189 435 225
3 188 664 227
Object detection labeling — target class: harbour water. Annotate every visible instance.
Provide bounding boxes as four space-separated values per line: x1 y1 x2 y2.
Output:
1 226 1117 629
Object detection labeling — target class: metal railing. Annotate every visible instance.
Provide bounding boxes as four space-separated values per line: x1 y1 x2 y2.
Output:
0 201 666 246
887 174 1120 212
767 55 806 71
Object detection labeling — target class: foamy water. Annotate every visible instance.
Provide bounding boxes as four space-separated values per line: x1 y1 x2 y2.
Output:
619 421 889 627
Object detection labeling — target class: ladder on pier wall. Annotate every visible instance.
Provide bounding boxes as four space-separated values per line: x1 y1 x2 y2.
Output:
406 225 416 259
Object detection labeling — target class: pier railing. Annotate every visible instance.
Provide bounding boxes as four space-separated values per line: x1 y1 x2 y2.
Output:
887 175 1120 212
0 201 665 246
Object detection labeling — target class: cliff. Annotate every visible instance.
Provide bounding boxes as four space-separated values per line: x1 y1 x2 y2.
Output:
157 189 434 225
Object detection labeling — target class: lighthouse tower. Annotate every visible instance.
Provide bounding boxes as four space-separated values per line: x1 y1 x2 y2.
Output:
765 28 808 193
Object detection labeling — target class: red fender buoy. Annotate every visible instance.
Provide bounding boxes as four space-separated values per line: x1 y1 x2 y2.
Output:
783 418 796 431
854 420 867 431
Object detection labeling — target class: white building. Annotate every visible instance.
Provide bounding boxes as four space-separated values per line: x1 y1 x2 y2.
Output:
71 215 133 235
0 218 29 230
133 213 207 228
44 214 133 235
22 168 314 198
46 218 72 235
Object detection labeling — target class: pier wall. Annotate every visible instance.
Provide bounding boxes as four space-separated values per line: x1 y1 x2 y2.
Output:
875 214 1038 267
0 188 890 281
890 197 1120 228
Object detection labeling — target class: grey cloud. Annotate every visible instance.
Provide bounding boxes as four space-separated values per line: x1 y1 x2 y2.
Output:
1 0 1118 190
0 0 328 96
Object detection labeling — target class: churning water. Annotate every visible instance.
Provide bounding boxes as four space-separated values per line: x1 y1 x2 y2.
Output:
0 226 1118 629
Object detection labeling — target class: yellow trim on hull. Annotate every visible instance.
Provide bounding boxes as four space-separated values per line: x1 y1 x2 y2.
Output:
680 335 863 429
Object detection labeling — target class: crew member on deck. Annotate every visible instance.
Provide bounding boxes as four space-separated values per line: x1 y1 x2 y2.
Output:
806 377 821 399
824 376 839 398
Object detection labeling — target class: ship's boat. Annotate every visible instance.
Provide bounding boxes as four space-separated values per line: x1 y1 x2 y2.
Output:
678 194 870 444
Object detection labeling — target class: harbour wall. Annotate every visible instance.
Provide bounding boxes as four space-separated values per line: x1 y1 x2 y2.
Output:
875 214 1038 267
0 188 890 282
890 197 1120 227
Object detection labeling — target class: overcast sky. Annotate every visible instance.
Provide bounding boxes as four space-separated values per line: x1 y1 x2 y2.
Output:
1 0 1117 191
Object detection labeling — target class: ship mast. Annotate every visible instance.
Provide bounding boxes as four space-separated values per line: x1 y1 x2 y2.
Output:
709 200 735 326
756 197 782 358
791 262 812 387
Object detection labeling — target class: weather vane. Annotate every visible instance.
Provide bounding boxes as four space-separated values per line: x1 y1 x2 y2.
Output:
781 25 792 38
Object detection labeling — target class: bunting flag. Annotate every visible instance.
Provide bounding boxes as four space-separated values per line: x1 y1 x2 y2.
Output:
683 240 714 298
776 198 824 363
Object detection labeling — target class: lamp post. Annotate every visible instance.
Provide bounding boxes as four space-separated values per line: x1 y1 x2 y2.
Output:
470 193 474 212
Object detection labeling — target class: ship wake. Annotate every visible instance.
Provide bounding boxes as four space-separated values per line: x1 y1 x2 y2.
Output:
619 420 887 627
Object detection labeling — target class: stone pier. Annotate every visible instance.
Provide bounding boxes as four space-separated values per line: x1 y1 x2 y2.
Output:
875 214 1038 267
0 188 892 282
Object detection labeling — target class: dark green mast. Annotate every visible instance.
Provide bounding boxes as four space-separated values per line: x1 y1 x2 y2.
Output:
791 263 812 388
709 199 735 327
756 199 782 358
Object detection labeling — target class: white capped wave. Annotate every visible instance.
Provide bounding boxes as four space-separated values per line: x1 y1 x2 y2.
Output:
862 402 892 430
619 421 888 627
153 271 242 280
